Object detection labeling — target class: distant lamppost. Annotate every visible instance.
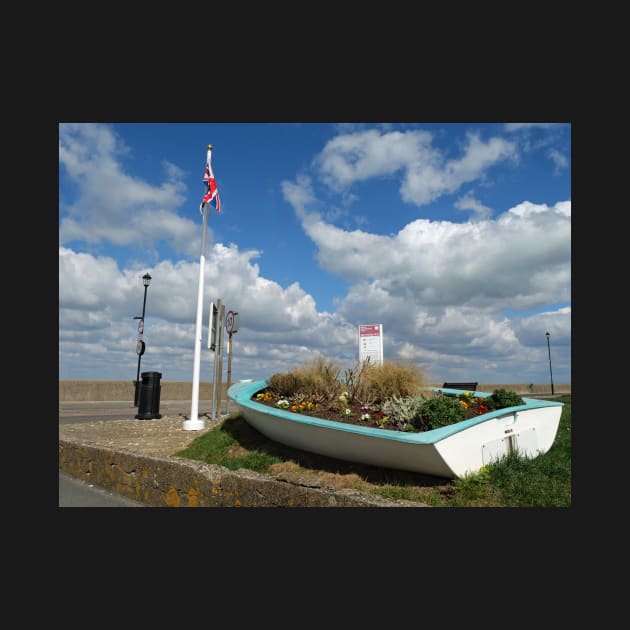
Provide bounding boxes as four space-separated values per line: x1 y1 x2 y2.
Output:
133 273 152 406
545 331 555 395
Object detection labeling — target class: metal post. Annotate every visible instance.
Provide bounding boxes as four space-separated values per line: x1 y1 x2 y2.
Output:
216 303 225 417
546 332 555 395
185 144 218 431
134 273 151 406
186 214 208 430
226 332 233 415
211 299 222 421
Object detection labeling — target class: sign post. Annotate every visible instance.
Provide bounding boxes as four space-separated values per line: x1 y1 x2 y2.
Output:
209 299 223 421
358 324 384 366
224 310 239 414
215 302 225 419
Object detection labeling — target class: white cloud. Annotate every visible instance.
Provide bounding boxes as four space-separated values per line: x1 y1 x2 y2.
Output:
454 193 493 221
287 198 570 309
280 174 316 221
59 123 203 257
547 148 569 174
315 128 517 207
504 123 558 131
512 306 571 347
316 129 430 191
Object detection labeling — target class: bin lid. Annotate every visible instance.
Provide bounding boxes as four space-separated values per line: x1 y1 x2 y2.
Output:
141 371 162 378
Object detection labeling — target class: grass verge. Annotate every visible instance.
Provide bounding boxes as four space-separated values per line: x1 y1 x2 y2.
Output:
176 395 571 507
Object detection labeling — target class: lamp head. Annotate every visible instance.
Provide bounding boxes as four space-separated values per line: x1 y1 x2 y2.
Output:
142 273 152 287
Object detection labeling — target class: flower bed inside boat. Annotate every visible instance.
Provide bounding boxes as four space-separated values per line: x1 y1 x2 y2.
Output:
249 382 527 434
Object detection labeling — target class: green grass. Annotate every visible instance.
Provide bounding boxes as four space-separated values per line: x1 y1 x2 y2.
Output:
179 416 286 471
176 394 571 507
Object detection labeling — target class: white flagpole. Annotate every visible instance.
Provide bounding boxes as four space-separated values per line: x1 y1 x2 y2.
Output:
183 144 214 431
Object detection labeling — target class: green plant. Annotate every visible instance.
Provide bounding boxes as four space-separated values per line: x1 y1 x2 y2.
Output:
381 393 428 430
418 395 467 429
485 388 525 410
342 365 361 403
356 360 428 403
375 414 389 428
299 355 342 399
267 372 305 398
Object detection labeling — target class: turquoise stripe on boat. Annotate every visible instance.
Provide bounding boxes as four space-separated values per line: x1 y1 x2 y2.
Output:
227 380 564 446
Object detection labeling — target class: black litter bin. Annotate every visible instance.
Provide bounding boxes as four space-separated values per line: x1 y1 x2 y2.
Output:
135 371 162 419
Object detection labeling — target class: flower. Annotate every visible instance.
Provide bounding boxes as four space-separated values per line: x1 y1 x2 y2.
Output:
343 408 353 417
360 413 371 421
454 395 491 417
375 415 388 428
276 399 290 409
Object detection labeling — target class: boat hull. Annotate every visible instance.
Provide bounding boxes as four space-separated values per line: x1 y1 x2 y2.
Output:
227 380 564 479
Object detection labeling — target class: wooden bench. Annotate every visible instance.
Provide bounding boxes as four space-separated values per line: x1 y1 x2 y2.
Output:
442 381 478 391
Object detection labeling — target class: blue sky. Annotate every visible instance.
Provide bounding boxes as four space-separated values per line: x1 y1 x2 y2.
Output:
59 122 571 386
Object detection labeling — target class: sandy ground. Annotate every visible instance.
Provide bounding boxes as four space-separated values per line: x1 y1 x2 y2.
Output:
59 403 230 458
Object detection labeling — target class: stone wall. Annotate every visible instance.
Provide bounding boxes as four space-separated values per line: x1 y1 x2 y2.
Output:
58 439 423 508
59 380 226 401
59 380 570 402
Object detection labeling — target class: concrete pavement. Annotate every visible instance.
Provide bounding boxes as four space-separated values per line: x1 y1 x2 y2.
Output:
59 399 421 508
59 471 148 507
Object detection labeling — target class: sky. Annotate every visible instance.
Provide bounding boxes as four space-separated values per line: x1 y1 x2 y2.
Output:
59 122 571 386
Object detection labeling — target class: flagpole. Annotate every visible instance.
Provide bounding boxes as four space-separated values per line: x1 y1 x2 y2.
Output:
183 144 213 431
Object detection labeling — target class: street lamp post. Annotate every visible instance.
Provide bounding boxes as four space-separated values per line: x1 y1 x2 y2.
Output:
545 331 555 395
133 273 152 406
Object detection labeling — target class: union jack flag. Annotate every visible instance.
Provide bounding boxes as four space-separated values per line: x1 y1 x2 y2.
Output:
200 146 221 213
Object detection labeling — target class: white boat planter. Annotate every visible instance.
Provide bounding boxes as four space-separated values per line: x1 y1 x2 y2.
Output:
227 380 564 479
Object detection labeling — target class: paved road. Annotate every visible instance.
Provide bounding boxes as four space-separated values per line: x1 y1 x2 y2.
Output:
58 400 229 424
59 399 229 507
59 471 148 507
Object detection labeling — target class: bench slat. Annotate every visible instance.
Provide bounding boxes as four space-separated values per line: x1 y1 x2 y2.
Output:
442 382 478 391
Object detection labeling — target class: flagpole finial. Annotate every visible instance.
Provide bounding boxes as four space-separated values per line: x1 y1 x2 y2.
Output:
207 144 213 150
